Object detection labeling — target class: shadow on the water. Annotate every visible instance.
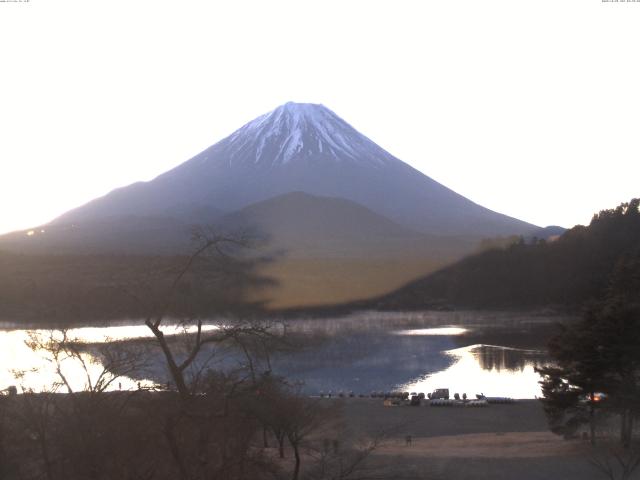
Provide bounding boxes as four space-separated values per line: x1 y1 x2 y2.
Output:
470 345 546 372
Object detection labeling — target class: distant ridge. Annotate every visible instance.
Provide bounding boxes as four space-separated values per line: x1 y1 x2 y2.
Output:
218 191 474 259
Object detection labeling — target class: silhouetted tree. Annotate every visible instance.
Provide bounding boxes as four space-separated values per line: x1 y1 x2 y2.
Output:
538 299 640 447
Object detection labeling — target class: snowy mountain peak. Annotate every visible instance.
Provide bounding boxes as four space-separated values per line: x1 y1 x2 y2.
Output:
279 101 328 114
221 102 396 167
257 102 338 137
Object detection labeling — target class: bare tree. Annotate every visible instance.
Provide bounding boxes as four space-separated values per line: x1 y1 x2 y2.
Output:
137 229 289 480
282 394 339 480
590 444 640 480
143 230 274 400
23 330 149 395
12 330 152 480
306 435 387 480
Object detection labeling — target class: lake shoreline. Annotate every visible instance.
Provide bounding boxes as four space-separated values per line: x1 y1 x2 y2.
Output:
1 311 562 397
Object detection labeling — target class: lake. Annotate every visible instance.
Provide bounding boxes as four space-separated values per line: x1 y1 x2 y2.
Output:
0 311 568 398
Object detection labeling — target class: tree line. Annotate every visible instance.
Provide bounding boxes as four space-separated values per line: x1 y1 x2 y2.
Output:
375 198 640 310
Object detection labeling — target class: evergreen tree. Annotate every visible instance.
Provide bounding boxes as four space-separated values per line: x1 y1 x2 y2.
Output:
537 299 640 446
537 315 609 444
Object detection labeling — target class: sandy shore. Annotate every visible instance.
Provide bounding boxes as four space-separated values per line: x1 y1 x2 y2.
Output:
376 431 585 458
332 398 598 479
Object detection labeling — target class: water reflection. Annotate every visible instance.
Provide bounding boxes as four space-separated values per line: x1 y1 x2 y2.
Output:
0 324 214 393
271 330 455 394
0 330 145 392
399 344 545 399
394 327 469 336
473 344 545 372
271 312 565 397
0 311 564 398
272 315 558 397
65 323 217 342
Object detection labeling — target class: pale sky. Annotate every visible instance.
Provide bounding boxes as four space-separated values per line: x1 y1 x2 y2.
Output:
1 0 639 235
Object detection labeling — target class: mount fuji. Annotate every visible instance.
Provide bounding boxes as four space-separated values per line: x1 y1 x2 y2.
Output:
0 102 542 308
52 102 536 238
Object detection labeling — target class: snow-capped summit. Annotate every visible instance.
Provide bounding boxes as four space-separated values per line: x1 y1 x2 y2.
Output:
221 102 394 167
53 102 537 238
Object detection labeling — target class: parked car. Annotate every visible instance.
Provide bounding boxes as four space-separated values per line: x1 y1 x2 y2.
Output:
430 388 450 400
580 392 607 404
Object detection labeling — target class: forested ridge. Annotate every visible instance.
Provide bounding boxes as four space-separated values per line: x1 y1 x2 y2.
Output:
374 198 640 310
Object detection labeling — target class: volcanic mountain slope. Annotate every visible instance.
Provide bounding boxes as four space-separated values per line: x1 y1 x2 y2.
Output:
0 215 203 255
54 102 537 238
0 191 471 257
0 102 541 310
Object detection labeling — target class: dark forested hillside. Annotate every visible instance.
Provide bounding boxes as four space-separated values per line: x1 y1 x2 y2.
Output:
373 199 640 310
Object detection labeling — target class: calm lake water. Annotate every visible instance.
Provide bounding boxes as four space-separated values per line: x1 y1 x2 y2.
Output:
0 311 568 398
